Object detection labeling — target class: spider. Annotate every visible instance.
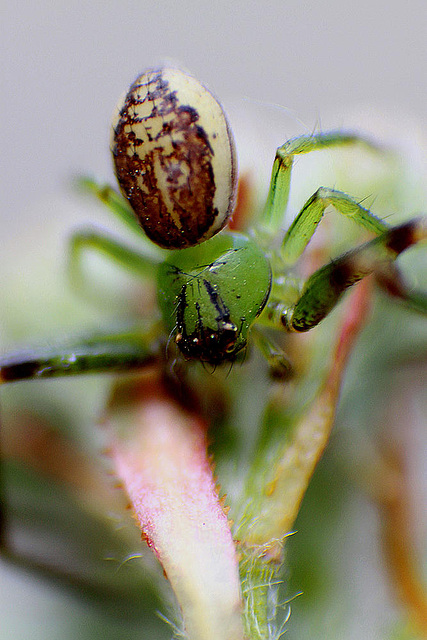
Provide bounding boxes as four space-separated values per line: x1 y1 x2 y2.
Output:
0 66 426 384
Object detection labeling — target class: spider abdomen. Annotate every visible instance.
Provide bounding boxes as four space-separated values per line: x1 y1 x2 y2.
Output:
111 67 238 249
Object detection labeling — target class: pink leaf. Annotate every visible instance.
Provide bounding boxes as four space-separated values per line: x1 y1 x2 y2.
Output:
106 375 244 640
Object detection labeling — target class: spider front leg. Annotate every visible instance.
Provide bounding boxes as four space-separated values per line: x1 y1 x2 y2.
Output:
262 218 427 333
0 328 162 384
281 186 389 264
260 131 381 234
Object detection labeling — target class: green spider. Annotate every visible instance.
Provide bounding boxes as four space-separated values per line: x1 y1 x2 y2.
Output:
1 66 426 385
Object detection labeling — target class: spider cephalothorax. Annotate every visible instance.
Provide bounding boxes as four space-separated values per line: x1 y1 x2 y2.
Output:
157 232 272 363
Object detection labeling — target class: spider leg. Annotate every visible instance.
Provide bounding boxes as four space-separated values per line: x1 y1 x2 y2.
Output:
69 226 162 295
261 218 427 332
260 131 380 233
0 327 162 383
79 177 158 241
251 326 292 379
281 187 389 264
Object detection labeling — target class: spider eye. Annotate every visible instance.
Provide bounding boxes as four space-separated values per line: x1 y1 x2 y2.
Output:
111 67 238 249
221 323 238 353
225 343 236 353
